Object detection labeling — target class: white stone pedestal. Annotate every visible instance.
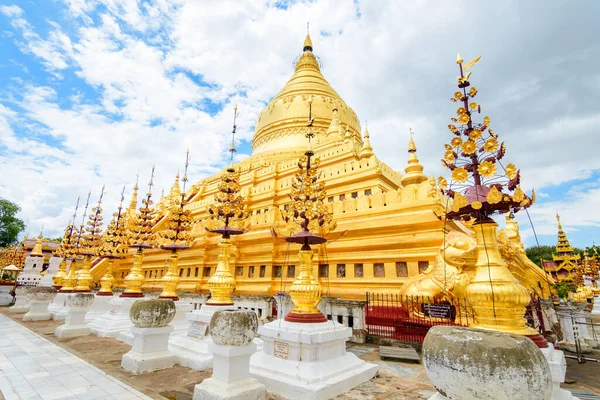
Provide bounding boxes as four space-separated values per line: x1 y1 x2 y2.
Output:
592 296 600 315
88 296 141 338
172 301 193 335
169 304 234 370
55 295 95 338
121 326 176 374
23 298 54 321
250 320 378 400
8 286 30 313
557 308 592 353
0 285 14 306
194 341 266 400
49 292 70 320
85 294 115 323
540 346 580 400
119 300 193 344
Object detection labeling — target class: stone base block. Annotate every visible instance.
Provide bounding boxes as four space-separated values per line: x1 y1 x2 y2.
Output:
0 293 12 306
193 377 266 400
169 304 235 371
169 333 213 370
250 320 377 400
23 299 53 321
55 324 91 338
121 326 176 374
49 293 69 320
88 297 139 338
540 346 580 400
8 304 29 313
85 294 114 323
0 286 13 306
558 341 592 354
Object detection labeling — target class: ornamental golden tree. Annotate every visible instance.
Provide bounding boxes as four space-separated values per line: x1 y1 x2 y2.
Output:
439 54 534 220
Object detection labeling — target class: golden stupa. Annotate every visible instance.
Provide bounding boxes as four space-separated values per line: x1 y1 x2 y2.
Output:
86 34 551 303
543 214 581 282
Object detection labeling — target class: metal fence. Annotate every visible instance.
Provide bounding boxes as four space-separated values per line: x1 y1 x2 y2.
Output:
365 292 475 344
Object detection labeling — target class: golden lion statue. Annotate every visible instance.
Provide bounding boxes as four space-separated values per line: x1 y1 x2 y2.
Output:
400 231 478 301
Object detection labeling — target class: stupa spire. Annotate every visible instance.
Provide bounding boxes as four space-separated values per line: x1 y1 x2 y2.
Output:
30 229 44 257
303 22 313 51
359 123 374 159
169 172 181 202
129 175 139 212
400 128 427 186
554 213 575 255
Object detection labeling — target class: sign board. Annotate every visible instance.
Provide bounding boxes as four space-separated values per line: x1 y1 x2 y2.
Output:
274 340 289 360
188 321 209 339
421 303 455 319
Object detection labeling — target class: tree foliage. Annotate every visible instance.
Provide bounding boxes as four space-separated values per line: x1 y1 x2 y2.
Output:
0 198 25 247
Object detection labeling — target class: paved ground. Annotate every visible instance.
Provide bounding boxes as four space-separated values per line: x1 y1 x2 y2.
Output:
1 307 599 400
0 313 151 400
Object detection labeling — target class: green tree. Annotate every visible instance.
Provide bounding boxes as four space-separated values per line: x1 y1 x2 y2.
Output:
525 245 555 268
0 198 25 247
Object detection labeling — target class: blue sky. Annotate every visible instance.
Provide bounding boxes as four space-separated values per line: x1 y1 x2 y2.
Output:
0 0 598 250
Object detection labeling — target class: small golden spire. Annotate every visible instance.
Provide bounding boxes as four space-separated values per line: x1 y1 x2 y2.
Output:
169 172 181 201
303 22 313 51
408 128 417 152
30 229 44 257
400 129 427 186
556 213 562 230
129 175 139 212
360 122 374 159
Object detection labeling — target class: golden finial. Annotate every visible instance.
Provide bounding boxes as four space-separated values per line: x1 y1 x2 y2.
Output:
408 128 417 153
556 213 562 230
30 227 44 257
304 22 313 51
229 105 239 168
182 148 190 193
456 52 463 64
129 174 139 212
401 128 426 186
360 122 374 159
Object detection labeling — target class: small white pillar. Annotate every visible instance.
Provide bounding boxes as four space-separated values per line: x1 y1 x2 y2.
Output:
121 326 176 374
0 285 13 306
193 310 265 400
194 342 265 400
169 304 234 370
55 293 95 338
592 296 600 315
540 346 579 400
121 299 177 374
8 286 30 313
23 287 57 321
85 293 116 323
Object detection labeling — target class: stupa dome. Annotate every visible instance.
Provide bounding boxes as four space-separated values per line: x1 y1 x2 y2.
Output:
251 34 361 155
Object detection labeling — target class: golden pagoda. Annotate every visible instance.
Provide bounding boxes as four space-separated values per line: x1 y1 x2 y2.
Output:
60 193 91 293
87 34 551 308
53 197 80 289
96 187 129 295
75 187 105 292
157 151 194 300
543 214 581 282
121 167 157 298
